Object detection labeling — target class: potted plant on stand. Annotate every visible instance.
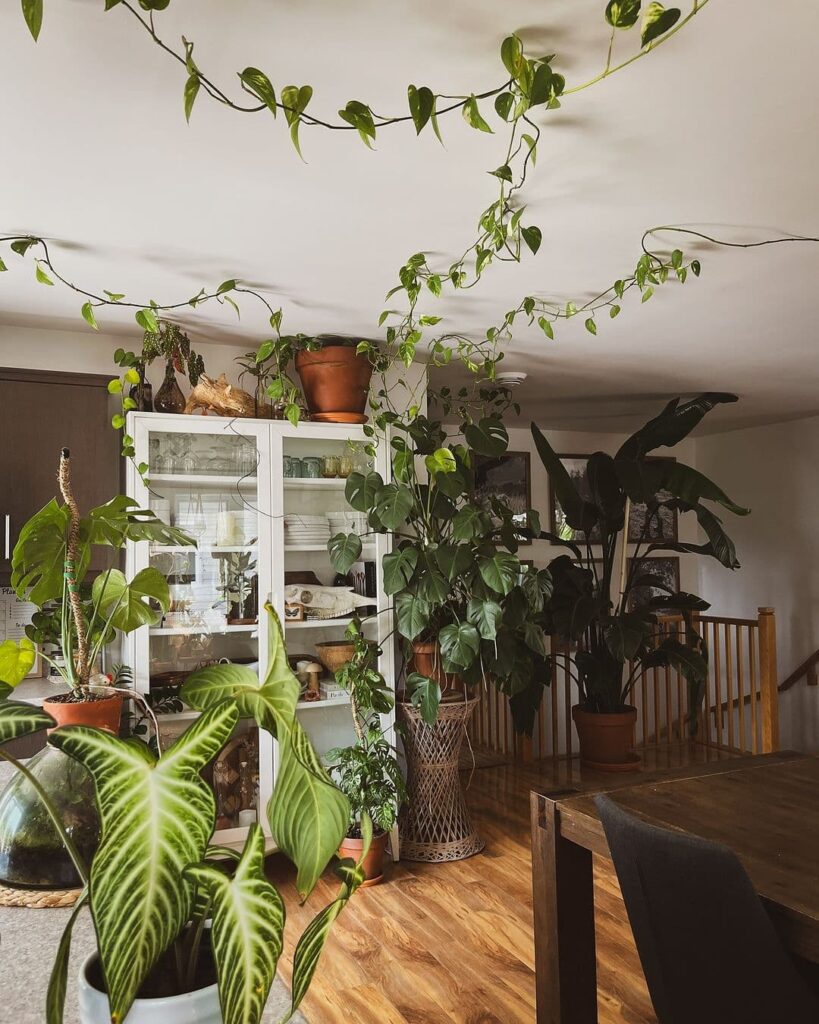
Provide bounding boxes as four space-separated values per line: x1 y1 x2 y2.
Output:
0 448 193 889
533 392 750 769
326 624 406 886
0 603 364 1023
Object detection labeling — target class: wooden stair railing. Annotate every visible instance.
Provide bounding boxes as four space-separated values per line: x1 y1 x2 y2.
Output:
779 648 819 691
469 606 780 763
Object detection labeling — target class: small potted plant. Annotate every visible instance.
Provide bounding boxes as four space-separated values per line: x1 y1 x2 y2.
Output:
0 604 364 1024
533 393 750 769
326 624 406 885
115 319 205 414
220 551 258 624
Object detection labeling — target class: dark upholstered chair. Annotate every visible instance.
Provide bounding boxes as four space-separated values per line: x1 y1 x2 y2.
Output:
595 794 819 1024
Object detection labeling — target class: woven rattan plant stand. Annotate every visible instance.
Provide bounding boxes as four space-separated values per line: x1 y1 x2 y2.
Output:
398 696 485 862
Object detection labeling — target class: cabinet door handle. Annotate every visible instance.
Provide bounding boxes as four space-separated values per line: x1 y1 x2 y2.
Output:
3 515 9 561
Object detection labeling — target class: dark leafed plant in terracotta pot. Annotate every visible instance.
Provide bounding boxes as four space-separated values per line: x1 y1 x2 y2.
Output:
534 393 750 770
326 624 406 886
329 401 552 730
0 604 365 1023
0 449 193 888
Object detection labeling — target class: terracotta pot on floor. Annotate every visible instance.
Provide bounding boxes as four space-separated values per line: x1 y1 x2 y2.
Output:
339 830 389 887
410 640 465 699
43 689 123 734
294 344 373 423
572 705 639 771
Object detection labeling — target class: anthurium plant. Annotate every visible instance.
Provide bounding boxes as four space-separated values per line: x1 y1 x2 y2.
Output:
532 392 750 720
0 604 363 1024
329 408 552 732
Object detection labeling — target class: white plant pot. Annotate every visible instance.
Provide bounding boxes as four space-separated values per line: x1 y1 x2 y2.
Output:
77 955 220 1024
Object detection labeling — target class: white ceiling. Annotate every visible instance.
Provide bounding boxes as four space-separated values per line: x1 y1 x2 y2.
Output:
1 0 818 432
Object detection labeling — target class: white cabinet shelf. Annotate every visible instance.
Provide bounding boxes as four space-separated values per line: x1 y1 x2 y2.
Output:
150 624 258 636
151 545 257 555
149 473 257 489
283 478 348 489
285 617 356 630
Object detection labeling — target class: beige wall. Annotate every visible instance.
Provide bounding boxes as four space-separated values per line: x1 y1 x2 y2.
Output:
695 415 819 751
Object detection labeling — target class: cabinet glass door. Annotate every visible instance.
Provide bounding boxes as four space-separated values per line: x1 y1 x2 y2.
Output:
128 418 271 841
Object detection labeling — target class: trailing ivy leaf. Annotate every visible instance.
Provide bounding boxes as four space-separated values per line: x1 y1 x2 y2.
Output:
605 0 641 28
374 483 413 530
328 532 362 574
239 67 277 116
610 304 621 318
35 263 54 286
81 302 99 330
641 2 681 46
585 317 597 335
21 0 43 40
0 257 7 272
184 73 200 122
50 702 240 1023
345 470 383 511
395 592 431 641
538 316 554 339
462 95 493 133
407 85 434 135
135 308 159 332
489 164 513 183
466 598 502 640
439 621 480 671
11 238 36 256
405 673 441 725
186 826 285 1024
339 99 377 148
382 547 418 596
521 225 542 254
478 552 519 596
464 417 508 457
500 35 523 77
281 84 313 159
494 92 514 121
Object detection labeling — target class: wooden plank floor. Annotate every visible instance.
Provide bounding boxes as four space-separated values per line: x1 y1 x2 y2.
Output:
267 745 733 1024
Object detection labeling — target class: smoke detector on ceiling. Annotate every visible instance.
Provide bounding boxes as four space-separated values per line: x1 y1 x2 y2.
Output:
495 371 528 389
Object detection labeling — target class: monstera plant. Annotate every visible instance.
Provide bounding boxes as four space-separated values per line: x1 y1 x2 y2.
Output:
0 604 362 1024
329 409 552 732
532 392 749 769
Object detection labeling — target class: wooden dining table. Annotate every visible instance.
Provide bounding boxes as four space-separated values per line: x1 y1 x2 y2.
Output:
530 751 819 1023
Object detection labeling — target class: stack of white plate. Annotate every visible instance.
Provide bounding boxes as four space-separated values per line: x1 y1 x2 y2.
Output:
284 514 330 546
327 510 369 536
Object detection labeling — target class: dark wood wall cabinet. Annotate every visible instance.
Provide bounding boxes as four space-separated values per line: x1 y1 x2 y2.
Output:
0 366 121 581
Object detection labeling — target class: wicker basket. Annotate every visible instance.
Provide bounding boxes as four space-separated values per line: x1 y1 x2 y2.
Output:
315 640 356 674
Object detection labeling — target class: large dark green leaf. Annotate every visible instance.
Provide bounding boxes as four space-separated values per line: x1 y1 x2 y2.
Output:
416 552 450 605
451 506 489 542
464 418 508 457
382 547 418 595
405 672 441 725
641 637 707 682
439 622 480 671
183 605 349 899
394 592 431 641
586 452 626 531
91 567 170 633
328 533 362 574
345 471 383 512
374 483 414 530
186 826 285 1024
531 424 598 533
467 598 502 640
681 501 739 568
50 702 239 1022
434 544 473 582
661 462 749 516
11 499 77 605
616 394 737 460
605 613 650 662
477 551 520 596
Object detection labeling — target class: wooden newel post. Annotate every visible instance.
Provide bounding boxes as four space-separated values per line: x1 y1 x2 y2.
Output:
758 607 779 753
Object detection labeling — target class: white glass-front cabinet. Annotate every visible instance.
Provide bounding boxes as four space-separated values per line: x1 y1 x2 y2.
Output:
125 412 394 851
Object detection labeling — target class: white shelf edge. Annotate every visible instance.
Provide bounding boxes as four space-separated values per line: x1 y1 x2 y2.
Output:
148 473 257 489
150 545 258 554
285 617 355 629
284 543 375 553
296 695 351 711
150 624 259 636
283 478 348 489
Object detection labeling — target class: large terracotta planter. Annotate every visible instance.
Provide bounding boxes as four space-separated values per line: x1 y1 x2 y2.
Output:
43 689 123 735
572 704 639 771
410 640 464 697
339 830 389 887
295 344 373 423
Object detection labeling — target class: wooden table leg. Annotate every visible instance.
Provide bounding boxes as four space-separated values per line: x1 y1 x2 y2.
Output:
531 791 598 1024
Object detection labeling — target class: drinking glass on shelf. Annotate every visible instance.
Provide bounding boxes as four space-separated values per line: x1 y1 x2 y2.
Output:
302 457 321 479
321 456 340 478
338 456 354 478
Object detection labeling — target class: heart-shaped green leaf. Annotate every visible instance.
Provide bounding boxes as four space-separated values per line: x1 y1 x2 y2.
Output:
439 621 480 671
49 701 239 1022
466 598 502 640
374 483 413 530
0 637 37 688
186 826 285 1024
91 567 170 633
183 605 348 898
605 0 641 28
395 592 431 641
641 2 681 46
345 471 383 512
478 551 520 595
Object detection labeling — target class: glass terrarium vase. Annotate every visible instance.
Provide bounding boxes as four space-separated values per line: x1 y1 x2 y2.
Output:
0 746 99 889
154 360 186 414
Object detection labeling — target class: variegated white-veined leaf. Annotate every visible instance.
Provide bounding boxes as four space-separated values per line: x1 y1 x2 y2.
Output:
183 603 349 898
46 888 88 1024
186 825 285 1024
49 701 238 1022
289 815 372 1014
0 698 54 744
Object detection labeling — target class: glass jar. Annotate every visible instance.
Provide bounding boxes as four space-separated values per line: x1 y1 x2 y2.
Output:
338 456 354 478
154 360 186 414
302 457 322 479
321 456 340 478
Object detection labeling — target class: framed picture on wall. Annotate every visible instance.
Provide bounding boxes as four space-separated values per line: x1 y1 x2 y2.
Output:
548 454 678 544
474 451 533 543
627 556 680 610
